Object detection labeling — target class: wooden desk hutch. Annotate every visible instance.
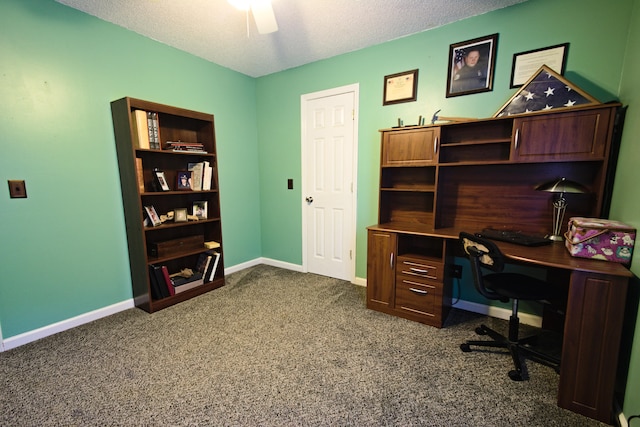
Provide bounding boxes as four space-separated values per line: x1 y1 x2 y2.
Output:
366 103 630 423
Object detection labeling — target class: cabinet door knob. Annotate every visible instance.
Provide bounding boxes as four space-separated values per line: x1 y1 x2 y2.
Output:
305 197 314 204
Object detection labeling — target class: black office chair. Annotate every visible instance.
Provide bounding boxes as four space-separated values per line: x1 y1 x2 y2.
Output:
458 232 561 381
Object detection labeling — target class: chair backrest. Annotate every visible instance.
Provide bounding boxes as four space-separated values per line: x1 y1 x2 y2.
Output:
459 232 506 301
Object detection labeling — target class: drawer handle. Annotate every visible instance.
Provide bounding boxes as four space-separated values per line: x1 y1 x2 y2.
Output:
409 267 429 274
409 287 428 295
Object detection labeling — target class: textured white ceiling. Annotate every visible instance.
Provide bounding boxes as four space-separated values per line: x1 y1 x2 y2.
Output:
55 0 528 77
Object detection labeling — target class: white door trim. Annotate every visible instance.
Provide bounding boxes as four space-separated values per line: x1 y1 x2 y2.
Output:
300 83 359 283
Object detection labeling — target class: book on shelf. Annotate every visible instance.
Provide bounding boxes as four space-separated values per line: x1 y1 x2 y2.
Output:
195 252 210 273
150 112 161 149
161 265 175 296
135 157 145 192
207 251 221 282
204 240 220 249
166 141 207 153
173 272 204 294
149 264 169 299
188 162 204 191
202 161 213 190
131 110 150 149
145 112 161 149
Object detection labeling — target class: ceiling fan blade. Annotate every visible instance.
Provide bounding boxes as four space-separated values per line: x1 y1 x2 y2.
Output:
251 0 278 34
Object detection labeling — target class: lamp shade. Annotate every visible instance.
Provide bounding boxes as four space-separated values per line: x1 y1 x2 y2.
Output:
535 177 589 194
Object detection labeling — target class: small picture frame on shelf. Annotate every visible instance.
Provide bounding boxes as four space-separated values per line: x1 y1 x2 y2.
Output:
176 171 193 190
174 208 188 222
193 201 208 219
144 205 162 227
154 170 170 191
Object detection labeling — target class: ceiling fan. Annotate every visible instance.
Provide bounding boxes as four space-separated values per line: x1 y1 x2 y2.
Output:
227 0 278 35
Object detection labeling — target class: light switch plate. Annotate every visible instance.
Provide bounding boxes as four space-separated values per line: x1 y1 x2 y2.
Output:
8 180 27 198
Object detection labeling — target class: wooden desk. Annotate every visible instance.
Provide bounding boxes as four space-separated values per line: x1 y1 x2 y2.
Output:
494 240 631 423
367 224 632 424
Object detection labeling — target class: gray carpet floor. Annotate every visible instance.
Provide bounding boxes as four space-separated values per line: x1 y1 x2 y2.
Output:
0 264 608 426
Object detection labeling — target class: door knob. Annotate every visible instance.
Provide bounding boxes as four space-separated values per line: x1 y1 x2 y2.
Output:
305 197 314 204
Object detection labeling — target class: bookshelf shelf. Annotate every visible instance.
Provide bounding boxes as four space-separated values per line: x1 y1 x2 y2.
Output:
111 97 225 313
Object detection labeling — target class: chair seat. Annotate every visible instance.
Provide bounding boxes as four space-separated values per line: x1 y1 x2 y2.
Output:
484 272 562 301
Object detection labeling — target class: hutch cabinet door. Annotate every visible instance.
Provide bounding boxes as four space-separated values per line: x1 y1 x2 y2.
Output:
511 108 612 162
381 128 440 166
366 230 397 311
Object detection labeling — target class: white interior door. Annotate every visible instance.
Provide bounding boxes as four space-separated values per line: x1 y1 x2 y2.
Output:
301 85 358 281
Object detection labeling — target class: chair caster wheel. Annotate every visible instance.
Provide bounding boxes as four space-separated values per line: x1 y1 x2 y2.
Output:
460 343 471 352
475 326 487 335
508 370 524 381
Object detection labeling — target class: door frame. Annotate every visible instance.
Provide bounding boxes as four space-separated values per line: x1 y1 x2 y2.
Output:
300 83 359 282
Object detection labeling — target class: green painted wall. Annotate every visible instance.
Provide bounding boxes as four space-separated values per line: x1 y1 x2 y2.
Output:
614 0 640 417
255 0 632 279
0 0 262 338
3 0 640 420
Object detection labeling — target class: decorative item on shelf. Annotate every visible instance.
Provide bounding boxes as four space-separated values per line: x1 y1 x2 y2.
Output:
535 177 589 241
430 109 475 124
494 65 599 117
174 208 188 223
148 235 205 258
176 171 193 190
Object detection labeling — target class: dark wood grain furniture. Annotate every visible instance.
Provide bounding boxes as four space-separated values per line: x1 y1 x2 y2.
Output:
111 97 225 313
367 103 630 423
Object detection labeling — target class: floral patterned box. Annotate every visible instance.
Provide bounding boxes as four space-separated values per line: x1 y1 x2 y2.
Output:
565 217 635 264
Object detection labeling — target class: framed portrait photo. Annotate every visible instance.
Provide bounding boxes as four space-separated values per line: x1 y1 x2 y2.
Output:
154 170 170 191
446 33 498 98
383 69 418 105
144 205 162 227
176 171 193 191
510 43 568 88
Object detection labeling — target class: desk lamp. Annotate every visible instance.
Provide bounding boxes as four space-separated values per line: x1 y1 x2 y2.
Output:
536 177 589 241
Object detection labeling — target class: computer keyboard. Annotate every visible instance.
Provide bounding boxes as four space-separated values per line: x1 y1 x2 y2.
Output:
475 228 552 247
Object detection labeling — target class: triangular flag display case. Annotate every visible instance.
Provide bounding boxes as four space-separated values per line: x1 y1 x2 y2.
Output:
494 65 600 117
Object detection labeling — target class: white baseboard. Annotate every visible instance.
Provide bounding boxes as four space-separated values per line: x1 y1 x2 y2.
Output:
453 299 542 327
3 262 537 352
2 300 135 352
353 276 366 287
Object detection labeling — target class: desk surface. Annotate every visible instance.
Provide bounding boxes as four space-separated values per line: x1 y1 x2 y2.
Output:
368 223 633 278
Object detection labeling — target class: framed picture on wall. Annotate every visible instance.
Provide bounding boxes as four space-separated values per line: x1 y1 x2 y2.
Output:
446 34 498 97
383 69 418 105
510 43 569 88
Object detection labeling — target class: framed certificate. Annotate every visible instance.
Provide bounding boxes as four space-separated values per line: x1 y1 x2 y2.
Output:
510 43 568 88
383 69 418 105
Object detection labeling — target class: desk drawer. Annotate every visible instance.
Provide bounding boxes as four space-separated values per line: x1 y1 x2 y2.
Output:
395 279 439 317
396 255 442 281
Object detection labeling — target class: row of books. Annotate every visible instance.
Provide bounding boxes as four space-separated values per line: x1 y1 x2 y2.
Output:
148 250 221 300
188 161 214 191
167 141 207 153
132 109 161 149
